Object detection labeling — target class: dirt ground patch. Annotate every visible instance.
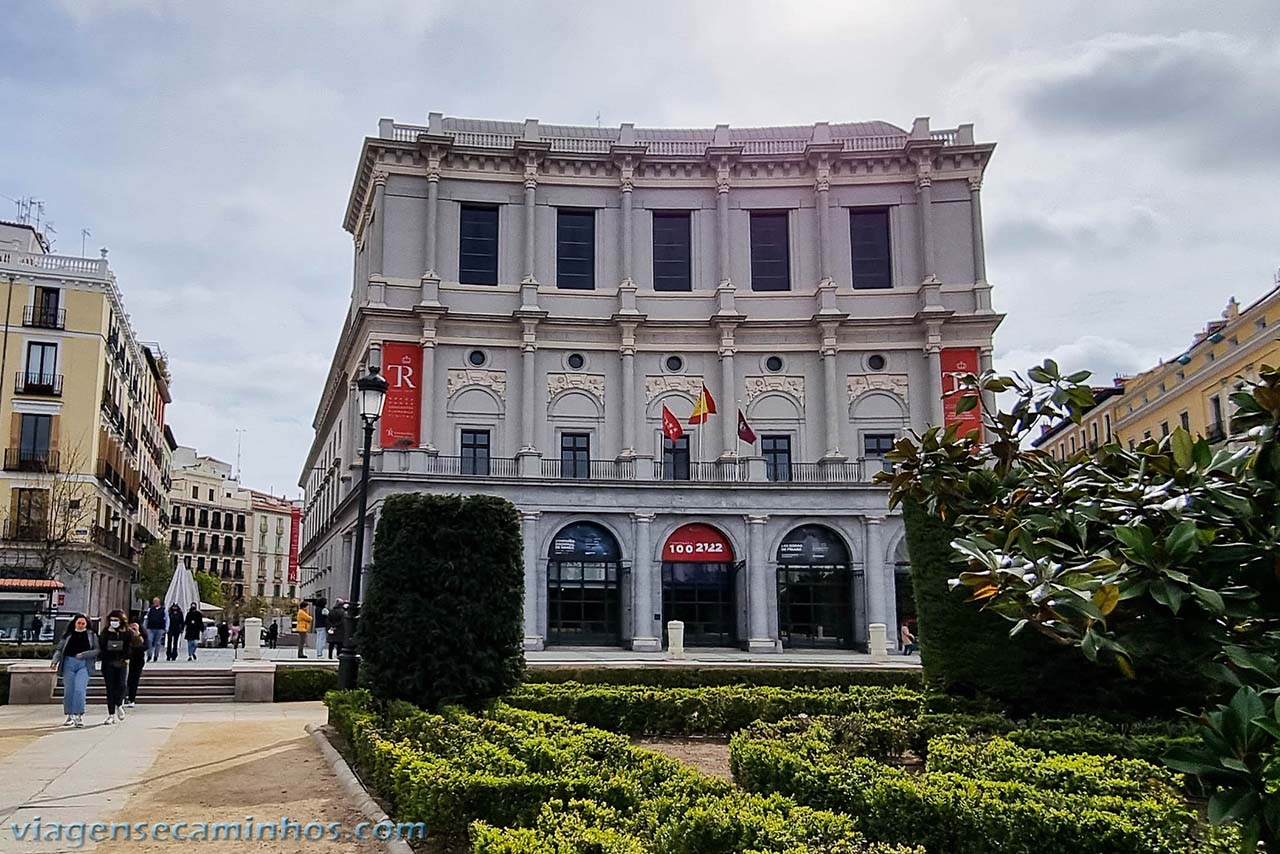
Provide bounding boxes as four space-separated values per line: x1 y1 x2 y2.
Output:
632 736 733 781
95 720 384 854
0 728 42 762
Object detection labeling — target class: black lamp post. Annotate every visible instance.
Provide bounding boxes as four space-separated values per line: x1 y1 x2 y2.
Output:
337 364 388 690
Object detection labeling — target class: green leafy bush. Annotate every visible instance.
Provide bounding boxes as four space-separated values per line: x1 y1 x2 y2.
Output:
505 682 923 735
524 666 922 690
326 690 917 854
359 493 524 710
273 666 337 702
730 717 1218 854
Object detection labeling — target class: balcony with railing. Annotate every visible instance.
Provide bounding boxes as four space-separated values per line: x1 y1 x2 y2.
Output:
2 520 47 542
374 448 882 486
4 448 59 473
90 525 136 561
0 247 110 280
15 372 62 397
22 304 65 330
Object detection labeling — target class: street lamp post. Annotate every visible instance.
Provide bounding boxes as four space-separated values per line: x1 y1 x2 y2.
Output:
337 365 387 690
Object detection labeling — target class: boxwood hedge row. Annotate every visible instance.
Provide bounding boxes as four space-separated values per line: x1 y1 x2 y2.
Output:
524 666 923 690
729 716 1232 854
325 690 919 854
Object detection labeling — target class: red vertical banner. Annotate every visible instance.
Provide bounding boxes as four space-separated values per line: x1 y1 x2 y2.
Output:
941 347 983 438
288 506 300 583
379 342 422 447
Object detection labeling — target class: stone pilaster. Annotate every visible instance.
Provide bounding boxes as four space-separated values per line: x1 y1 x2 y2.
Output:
520 510 543 650
631 512 659 651
746 515 775 652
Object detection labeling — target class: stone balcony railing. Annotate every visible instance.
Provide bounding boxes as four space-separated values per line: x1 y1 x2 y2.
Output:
0 248 110 280
372 449 888 486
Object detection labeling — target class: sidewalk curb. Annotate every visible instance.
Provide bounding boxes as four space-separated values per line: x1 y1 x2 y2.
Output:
306 722 414 854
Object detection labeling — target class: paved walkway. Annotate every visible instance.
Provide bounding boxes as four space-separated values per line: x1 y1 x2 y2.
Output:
0 702 380 853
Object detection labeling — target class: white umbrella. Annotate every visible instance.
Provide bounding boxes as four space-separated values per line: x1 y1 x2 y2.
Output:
163 558 200 612
198 602 223 613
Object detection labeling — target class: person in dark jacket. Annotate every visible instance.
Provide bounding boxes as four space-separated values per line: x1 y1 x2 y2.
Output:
265 621 279 649
98 610 134 724
126 621 147 706
142 597 167 662
51 614 97 728
183 604 203 661
217 621 229 648
165 603 184 661
326 600 346 659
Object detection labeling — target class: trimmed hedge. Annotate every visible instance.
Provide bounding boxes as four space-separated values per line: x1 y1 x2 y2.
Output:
360 493 524 710
505 682 924 735
524 666 922 690
731 717 1220 854
326 690 919 854
273 666 337 702
0 643 54 659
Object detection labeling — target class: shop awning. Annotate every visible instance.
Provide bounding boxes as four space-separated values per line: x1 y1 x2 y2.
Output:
0 578 65 591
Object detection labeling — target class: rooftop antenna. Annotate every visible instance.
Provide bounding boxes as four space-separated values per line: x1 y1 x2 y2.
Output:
596 111 601 128
234 428 246 480
81 228 91 256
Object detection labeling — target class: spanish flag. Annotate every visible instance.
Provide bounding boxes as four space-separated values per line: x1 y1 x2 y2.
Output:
688 385 717 425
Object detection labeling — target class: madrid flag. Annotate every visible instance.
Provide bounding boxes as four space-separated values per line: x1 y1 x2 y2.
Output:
661 404 685 442
688 385 717 425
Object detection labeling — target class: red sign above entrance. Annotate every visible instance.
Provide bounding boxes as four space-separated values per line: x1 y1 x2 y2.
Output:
941 347 983 439
380 342 422 448
662 523 733 562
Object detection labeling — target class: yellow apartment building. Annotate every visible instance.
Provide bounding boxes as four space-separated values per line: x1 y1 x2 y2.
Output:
0 222 172 631
1035 282 1280 457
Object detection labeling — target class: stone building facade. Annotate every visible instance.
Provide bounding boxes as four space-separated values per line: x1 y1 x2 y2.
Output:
299 113 1000 652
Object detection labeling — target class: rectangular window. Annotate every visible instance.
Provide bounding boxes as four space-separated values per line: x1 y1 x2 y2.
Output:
460 429 491 475
25 342 56 384
864 433 896 473
170 530 179 549
749 211 790 291
14 488 47 538
1180 411 1190 431
19 414 51 458
197 557 204 571
1090 421 1099 447
849 209 892 289
199 509 208 527
212 511 221 529
1210 395 1224 432
662 436 690 481
1104 414 1112 441
184 507 195 526
183 532 193 550
761 435 792 482
458 204 499 285
208 488 214 501
652 211 692 292
1160 421 1170 437
556 209 595 290
560 433 590 479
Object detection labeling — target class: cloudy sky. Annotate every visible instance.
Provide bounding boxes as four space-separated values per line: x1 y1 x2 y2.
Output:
2 1 1277 495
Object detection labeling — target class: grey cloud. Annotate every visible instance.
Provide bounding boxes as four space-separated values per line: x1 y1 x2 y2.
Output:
987 207 1161 258
1019 32 1280 165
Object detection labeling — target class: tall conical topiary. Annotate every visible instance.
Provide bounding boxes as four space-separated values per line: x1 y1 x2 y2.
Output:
358 493 524 709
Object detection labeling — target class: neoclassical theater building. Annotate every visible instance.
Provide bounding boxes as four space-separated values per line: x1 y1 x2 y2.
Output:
298 113 999 653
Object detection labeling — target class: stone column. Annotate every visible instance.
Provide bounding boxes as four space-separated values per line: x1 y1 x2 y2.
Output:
968 176 986 285
369 170 387 279
419 321 438 452
522 156 538 283
520 321 538 453
864 517 888 652
820 323 845 460
620 168 634 283
423 161 441 277
716 161 731 285
631 513 659 651
521 510 542 650
719 328 736 458
927 342 945 428
746 515 774 652
916 171 935 283
815 163 831 283
620 323 637 458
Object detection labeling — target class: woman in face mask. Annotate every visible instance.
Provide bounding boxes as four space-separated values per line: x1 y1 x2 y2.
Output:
98 609 134 724
50 614 97 728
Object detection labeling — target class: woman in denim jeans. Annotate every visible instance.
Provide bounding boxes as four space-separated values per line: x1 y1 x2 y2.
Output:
51 614 98 728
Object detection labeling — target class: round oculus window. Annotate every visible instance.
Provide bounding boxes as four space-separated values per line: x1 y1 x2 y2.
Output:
765 355 785 373
467 350 487 367
665 355 684 373
867 354 887 371
567 352 586 370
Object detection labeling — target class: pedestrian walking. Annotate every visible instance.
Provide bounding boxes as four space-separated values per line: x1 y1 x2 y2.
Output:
217 621 229 648
98 610 133 724
142 597 167 662
126 621 146 707
900 621 918 655
165 603 184 661
294 602 312 659
313 597 328 658
29 614 43 642
51 614 97 728
265 621 278 649
184 603 203 661
326 600 346 659
229 622 241 649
